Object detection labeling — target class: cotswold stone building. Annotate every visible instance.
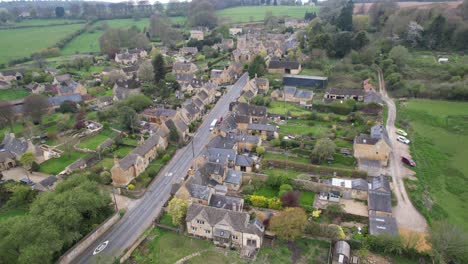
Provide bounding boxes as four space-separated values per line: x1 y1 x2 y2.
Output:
186 204 264 249
111 134 166 186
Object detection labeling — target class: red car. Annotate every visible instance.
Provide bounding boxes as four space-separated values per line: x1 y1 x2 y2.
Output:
401 157 416 167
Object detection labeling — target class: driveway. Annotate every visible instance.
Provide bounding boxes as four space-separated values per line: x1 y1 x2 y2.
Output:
2 167 50 184
377 68 428 233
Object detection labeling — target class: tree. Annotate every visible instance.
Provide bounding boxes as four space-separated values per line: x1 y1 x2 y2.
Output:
319 0 348 25
256 146 265 156
99 28 150 58
368 1 398 29
406 21 423 48
352 31 369 50
336 0 354 31
167 197 188 226
137 60 154 83
118 106 138 132
0 101 15 132
311 138 336 163
248 55 267 78
152 54 165 83
389 45 409 66
20 152 35 175
425 15 446 49
278 184 293 197
188 0 218 28
5 184 36 208
269 207 308 241
429 221 468 263
122 94 152 112
280 190 300 207
332 31 353 58
58 101 78 113
23 95 50 124
169 126 180 143
55 6 65 18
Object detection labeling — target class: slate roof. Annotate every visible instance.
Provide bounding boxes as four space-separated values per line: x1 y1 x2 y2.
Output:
351 178 369 191
118 135 161 170
118 153 139 170
187 183 211 200
153 108 178 118
364 90 383 104
186 204 264 236
1 134 28 156
225 169 243 185
371 123 384 140
49 94 82 106
368 191 392 213
268 59 300 70
209 194 243 211
354 135 379 145
55 74 71 83
39 175 58 187
235 155 254 167
234 114 250 124
115 79 140 89
0 150 15 162
58 81 80 94
247 123 278 132
369 216 398 235
232 102 267 117
207 135 236 149
327 88 365 96
199 162 226 177
205 148 236 164
235 134 260 145
173 61 196 72
176 73 194 83
370 175 391 193
219 114 237 133
183 104 199 116
211 69 224 78
67 158 86 171
165 119 188 133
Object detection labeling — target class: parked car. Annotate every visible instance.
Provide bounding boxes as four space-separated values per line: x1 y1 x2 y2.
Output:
396 129 408 136
397 136 410 144
401 157 416 167
19 177 34 186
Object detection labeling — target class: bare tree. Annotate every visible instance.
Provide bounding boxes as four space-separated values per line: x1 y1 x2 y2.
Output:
23 95 50 124
137 60 154 83
0 101 16 132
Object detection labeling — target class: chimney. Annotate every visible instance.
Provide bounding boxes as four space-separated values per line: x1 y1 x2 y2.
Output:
113 155 119 167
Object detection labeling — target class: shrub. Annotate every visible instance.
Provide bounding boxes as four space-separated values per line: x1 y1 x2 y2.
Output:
278 184 293 197
248 195 269 208
161 154 171 163
268 198 282 210
127 184 135 190
100 171 112 185
280 190 300 207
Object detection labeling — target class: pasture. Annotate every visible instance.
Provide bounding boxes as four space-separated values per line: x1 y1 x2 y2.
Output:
399 99 468 231
0 24 84 65
216 6 320 23
0 18 85 28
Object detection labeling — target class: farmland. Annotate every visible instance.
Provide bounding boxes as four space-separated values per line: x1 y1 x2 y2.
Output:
399 99 468 231
216 6 320 23
0 24 84 65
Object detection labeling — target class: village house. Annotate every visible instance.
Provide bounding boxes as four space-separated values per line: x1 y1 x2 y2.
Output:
284 18 308 29
247 123 279 139
165 118 189 141
0 133 40 171
172 61 198 74
34 175 59 192
271 86 314 107
111 134 166 186
53 74 87 96
190 30 204 40
232 49 253 63
25 83 46 94
283 74 328 89
176 182 213 205
175 73 195 87
353 131 391 167
209 193 244 211
115 48 147 64
250 77 269 95
48 94 83 108
224 169 243 191
218 38 235 51
141 108 179 125
0 69 24 82
180 102 202 123
367 175 393 217
230 102 268 123
181 77 204 93
179 47 198 56
324 88 365 102
113 79 141 101
369 215 398 236
267 58 302 75
186 204 264 249
210 69 229 85
229 27 243 36
234 154 255 172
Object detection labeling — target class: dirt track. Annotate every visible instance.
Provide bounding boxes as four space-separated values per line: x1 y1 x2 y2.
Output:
377 68 428 233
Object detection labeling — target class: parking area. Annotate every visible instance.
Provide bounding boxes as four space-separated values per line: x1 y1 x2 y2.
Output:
1 167 50 184
340 199 369 217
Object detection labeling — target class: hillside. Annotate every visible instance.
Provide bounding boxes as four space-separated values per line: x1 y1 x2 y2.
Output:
216 5 320 23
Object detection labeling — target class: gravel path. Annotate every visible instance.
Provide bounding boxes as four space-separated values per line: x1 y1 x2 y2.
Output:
377 68 428 232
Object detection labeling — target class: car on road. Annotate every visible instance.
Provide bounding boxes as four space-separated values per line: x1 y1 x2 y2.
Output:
401 157 416 167
397 136 410 144
396 129 408 136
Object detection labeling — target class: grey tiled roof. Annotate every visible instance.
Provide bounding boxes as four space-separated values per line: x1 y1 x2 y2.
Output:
225 169 243 185
354 135 379 145
68 158 86 170
209 194 243 211
369 216 398 235
368 191 392 213
186 204 263 236
351 179 368 191
39 175 58 187
268 59 300 70
205 148 236 164
0 150 15 162
247 123 278 132
235 155 254 167
49 94 82 106
370 175 391 193
187 183 211 200
207 135 236 149
133 134 161 156
1 134 28 156
199 162 226 177
326 88 365 96
235 134 260 145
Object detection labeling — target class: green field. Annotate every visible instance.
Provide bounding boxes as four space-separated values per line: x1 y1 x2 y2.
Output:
216 6 320 23
0 24 84 65
399 99 468 231
0 19 85 28
0 89 30 100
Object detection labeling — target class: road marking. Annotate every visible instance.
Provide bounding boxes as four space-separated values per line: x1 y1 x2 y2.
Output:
93 240 109 255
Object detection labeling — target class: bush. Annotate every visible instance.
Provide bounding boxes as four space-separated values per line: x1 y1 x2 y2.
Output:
127 184 135 190
268 198 282 210
31 161 40 172
100 171 112 185
278 184 293 197
243 185 256 195
161 154 171 163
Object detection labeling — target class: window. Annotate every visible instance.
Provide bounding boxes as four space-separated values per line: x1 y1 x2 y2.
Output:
192 227 197 231
205 229 211 234
196 219 205 224
231 235 238 240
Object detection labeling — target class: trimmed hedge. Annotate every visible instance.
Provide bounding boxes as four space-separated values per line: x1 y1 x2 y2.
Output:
264 158 367 178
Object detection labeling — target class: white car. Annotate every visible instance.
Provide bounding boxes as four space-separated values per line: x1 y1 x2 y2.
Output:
397 136 410 144
396 129 408 136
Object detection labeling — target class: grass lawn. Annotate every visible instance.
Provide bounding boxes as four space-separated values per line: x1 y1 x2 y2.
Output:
299 191 315 209
0 89 30 100
131 228 212 264
254 186 278 198
263 168 303 179
254 238 330 264
39 151 86 175
268 101 311 117
78 129 115 150
0 206 28 223
96 157 114 170
216 6 320 23
114 146 134 158
264 152 309 164
158 212 176 227
300 67 325 76
0 24 84 65
399 99 468 231
61 30 102 55
278 119 329 137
